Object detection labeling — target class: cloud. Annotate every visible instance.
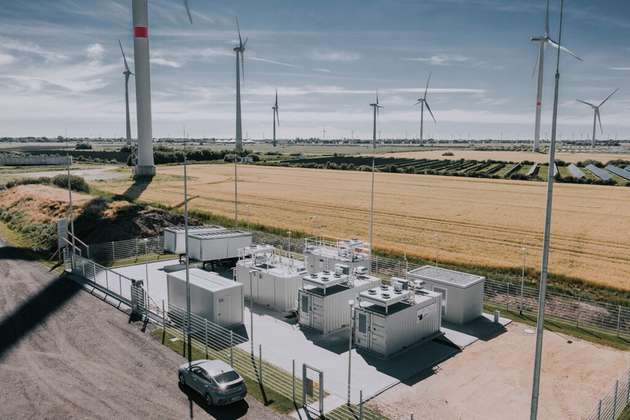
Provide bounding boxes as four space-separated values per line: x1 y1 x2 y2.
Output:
0 37 66 61
609 67 630 71
86 43 105 62
249 56 302 69
242 85 486 97
308 49 361 62
0 53 16 66
403 54 470 66
313 68 332 73
152 57 182 68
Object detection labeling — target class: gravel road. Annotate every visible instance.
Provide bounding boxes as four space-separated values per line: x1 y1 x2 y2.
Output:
0 239 287 420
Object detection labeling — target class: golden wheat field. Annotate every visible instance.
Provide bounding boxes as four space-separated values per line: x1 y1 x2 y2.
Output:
96 164 630 290
374 149 630 164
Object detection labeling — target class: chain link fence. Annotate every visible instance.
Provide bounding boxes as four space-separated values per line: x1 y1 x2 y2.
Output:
584 370 630 420
87 236 164 264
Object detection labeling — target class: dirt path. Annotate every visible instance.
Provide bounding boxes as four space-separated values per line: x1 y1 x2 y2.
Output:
0 239 286 420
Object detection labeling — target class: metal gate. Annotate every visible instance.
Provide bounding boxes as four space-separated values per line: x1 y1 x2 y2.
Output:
302 363 324 416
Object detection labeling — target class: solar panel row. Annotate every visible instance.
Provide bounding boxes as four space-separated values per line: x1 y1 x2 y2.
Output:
606 164 630 181
567 164 584 179
585 164 612 181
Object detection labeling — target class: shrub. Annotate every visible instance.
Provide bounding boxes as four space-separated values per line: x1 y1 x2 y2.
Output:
51 174 90 193
75 142 92 150
442 152 454 156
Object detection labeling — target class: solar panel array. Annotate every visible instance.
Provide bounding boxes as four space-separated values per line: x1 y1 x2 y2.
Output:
585 164 612 181
526 163 538 177
606 164 630 181
567 163 585 179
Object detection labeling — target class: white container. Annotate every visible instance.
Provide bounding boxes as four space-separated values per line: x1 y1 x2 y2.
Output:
187 230 253 262
354 285 442 357
163 226 225 255
407 265 485 325
298 272 380 335
304 238 370 274
235 251 306 312
167 268 243 327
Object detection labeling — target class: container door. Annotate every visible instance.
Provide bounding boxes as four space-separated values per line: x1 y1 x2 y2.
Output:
355 312 370 348
311 295 324 331
216 295 228 326
299 292 312 327
369 315 386 354
433 286 447 317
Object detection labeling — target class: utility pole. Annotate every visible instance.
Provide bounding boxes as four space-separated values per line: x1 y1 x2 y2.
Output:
530 1 564 418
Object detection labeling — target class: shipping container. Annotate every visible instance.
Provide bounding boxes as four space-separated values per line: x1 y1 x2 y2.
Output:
187 229 253 262
163 226 225 255
167 268 243 327
354 279 442 358
298 270 380 335
407 265 485 325
234 245 306 312
304 238 370 274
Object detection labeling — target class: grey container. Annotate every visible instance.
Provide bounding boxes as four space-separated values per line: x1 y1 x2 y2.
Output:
407 265 485 325
167 268 244 327
163 226 225 255
187 230 253 262
354 285 442 358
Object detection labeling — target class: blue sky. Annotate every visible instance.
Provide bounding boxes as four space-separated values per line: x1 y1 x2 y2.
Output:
0 0 629 140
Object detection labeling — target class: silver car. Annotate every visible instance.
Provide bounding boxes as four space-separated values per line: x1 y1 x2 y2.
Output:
178 360 247 406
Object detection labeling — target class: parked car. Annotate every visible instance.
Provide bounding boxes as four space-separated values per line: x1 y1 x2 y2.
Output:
178 360 247 406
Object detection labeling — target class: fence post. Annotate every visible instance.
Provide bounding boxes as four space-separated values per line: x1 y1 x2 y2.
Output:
105 269 109 290
617 306 621 337
292 359 296 404
627 370 630 404
613 380 619 418
359 389 363 420
259 344 263 384
182 314 187 357
204 319 208 359
597 399 602 420
230 331 234 367
162 300 166 344
506 283 510 312
119 275 122 297
112 241 116 261
576 296 581 328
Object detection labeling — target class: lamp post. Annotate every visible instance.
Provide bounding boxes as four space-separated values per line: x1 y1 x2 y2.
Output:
347 299 354 404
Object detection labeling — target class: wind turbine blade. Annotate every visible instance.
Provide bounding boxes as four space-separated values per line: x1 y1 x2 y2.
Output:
425 101 436 123
544 0 550 36
546 39 583 61
596 110 603 134
599 88 619 107
532 49 539 79
183 0 193 24
424 72 432 100
236 17 242 45
576 99 596 108
241 51 245 81
276 109 280 126
375 89 379 106
275 89 278 107
118 40 130 72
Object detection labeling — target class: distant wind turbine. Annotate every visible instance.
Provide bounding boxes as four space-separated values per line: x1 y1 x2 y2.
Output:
272 90 280 147
368 91 383 266
118 40 134 149
234 17 247 153
531 0 581 152
577 88 619 147
414 73 436 143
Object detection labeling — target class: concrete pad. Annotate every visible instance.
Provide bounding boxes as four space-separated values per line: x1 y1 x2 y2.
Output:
442 313 511 349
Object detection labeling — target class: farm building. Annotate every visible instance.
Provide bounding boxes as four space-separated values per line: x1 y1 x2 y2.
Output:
163 226 225 255
298 267 380 335
187 229 253 264
234 245 306 313
353 278 442 358
167 268 244 327
304 238 370 274
407 266 485 325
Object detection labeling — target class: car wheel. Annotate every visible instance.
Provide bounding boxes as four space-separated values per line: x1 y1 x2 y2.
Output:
206 393 214 406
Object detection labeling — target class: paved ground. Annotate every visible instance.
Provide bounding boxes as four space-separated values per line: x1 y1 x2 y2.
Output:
0 240 287 420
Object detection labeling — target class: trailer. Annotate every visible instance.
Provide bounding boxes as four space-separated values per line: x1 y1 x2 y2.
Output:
187 229 253 264
407 266 485 325
354 278 442 358
298 267 380 335
234 245 306 313
304 238 370 274
167 268 243 327
163 226 226 255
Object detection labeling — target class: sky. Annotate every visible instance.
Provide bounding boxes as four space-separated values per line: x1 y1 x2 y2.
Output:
0 0 629 140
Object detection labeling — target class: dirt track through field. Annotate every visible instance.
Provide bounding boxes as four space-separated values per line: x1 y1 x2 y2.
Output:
97 164 630 290
0 239 285 420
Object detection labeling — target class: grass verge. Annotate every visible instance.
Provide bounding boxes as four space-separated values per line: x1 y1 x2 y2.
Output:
0 221 63 272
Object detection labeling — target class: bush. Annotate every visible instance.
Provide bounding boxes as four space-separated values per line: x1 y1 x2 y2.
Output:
51 174 90 193
442 152 454 156
5 177 51 189
75 142 92 150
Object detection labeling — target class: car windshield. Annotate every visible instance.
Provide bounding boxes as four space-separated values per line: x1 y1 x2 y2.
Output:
214 371 240 384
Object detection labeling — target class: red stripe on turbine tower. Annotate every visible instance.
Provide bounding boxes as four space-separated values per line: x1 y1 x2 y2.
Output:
134 26 148 38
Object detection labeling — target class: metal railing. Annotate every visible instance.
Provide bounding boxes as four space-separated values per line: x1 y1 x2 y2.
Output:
584 370 630 420
86 236 164 264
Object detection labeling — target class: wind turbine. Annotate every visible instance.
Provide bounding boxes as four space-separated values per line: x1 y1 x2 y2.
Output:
234 17 247 153
368 92 383 267
577 88 619 148
118 40 134 150
272 90 280 147
531 0 581 152
414 73 436 143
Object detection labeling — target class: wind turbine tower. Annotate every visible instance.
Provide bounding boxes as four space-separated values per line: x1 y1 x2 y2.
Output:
531 0 581 152
577 88 619 148
234 18 247 153
415 73 436 143
368 92 382 261
131 0 192 176
272 90 280 147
